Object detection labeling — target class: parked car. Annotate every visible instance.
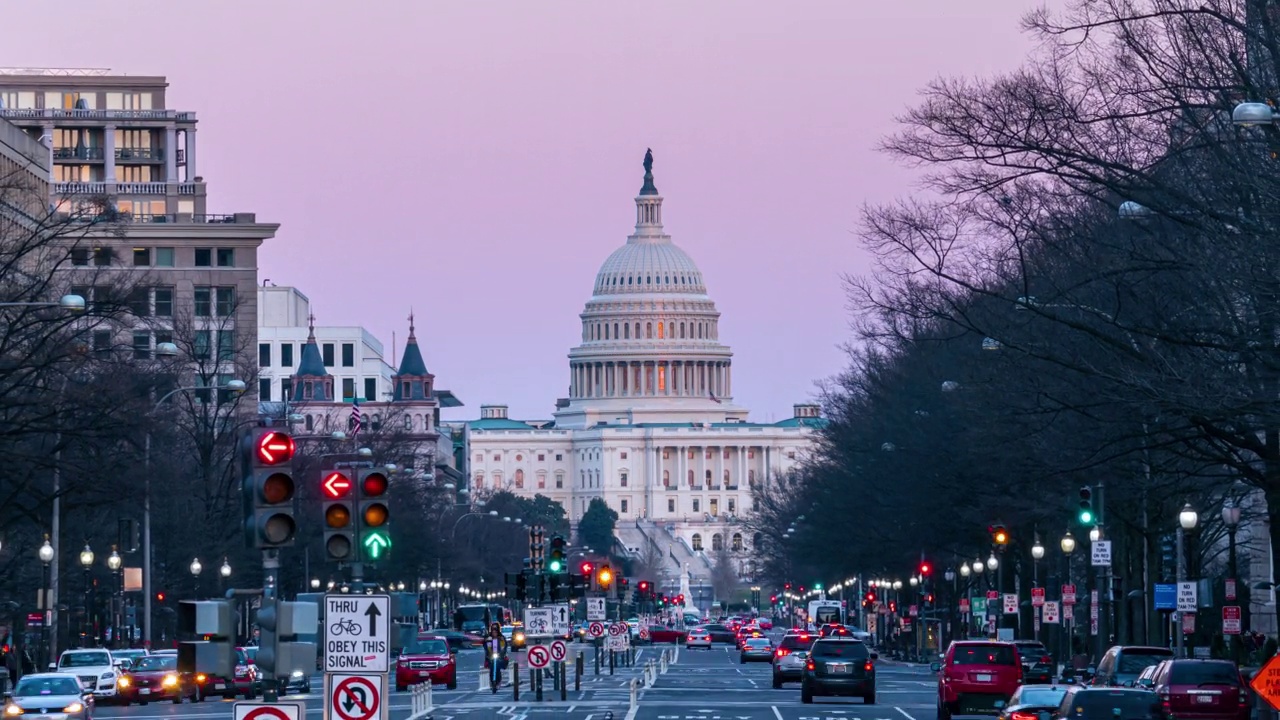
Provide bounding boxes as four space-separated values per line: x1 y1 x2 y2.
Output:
1148 659 1249 720
932 641 1024 719
1012 641 1055 685
801 638 876 704
395 636 457 692
996 685 1069 720
4 674 93 720
1093 646 1174 688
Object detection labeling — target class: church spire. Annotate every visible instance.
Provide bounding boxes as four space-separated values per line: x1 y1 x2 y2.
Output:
292 311 332 402
393 310 433 400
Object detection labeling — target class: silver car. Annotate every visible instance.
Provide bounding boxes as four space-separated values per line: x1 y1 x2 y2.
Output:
686 627 712 650
5 673 94 720
773 649 809 688
740 637 774 663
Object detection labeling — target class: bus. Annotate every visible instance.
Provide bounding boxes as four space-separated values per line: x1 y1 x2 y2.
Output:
807 600 844 630
453 603 508 633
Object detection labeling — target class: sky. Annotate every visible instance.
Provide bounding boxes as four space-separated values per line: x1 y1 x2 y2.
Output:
5 0 1045 422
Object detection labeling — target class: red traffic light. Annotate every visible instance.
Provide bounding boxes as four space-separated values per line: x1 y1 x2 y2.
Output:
638 581 650 591
919 561 932 575
770 595 777 603
676 594 684 604
322 471 353 499
580 561 594 575
362 472 389 496
256 431 295 465
865 591 876 602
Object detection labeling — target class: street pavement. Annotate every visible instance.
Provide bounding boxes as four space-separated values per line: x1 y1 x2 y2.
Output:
87 640 939 720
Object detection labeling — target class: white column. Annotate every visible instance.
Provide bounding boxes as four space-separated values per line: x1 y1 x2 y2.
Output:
726 365 732 397
185 127 197 180
164 124 177 182
42 123 54 184
103 125 116 182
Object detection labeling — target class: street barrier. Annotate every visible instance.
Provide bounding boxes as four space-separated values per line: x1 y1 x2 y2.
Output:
406 681 433 720
629 677 640 709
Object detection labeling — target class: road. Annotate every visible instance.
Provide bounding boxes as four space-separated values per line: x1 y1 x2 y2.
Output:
86 639 938 720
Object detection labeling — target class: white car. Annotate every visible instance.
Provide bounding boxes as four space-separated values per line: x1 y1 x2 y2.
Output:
54 648 121 698
685 627 712 649
846 626 873 644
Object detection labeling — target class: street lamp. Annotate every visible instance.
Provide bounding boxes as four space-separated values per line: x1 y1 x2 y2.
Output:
220 559 232 578
0 294 87 312
1031 538 1045 560
106 548 122 648
1223 501 1243 662
190 558 202 576
971 559 983 575
1176 503 1198 657
79 544 93 647
959 564 971 578
38 536 53 665
987 553 999 571
1060 532 1076 555
1089 527 1101 543
311 578 321 590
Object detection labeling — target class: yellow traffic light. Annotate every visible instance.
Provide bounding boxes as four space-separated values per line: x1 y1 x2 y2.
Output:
597 564 613 587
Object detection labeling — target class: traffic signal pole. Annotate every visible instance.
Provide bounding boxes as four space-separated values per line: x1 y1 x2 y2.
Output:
262 548 281 702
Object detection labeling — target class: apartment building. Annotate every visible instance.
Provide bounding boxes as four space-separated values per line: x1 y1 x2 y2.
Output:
0 114 48 213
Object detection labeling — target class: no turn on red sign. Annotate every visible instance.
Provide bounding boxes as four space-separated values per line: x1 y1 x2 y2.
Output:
324 674 388 720
235 702 304 720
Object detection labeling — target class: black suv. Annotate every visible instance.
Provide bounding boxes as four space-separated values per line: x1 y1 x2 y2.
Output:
801 637 876 704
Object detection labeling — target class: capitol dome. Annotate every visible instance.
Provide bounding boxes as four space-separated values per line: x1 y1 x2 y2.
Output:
592 241 708 297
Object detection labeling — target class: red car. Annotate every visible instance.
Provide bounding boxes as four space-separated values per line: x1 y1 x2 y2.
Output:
640 625 687 645
933 641 1023 719
231 648 259 699
758 618 773 630
1149 659 1249 720
395 636 457 692
116 655 199 704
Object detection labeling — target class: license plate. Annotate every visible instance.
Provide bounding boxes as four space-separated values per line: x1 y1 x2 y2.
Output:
139 688 150 695
214 683 225 690
419 671 431 677
1197 696 1214 704
829 664 850 674
976 674 992 682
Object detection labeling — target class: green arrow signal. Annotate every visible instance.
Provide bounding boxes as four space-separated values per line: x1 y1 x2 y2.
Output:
363 531 390 559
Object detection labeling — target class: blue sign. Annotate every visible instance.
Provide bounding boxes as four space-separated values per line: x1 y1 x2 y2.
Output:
1154 583 1177 610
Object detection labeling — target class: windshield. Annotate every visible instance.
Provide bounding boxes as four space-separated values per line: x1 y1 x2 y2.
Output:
1015 687 1069 707
15 677 82 696
813 607 841 625
1118 651 1173 675
235 649 248 665
812 641 869 659
780 634 814 650
1064 690 1159 719
951 645 1017 666
59 652 111 668
1170 662 1240 686
405 639 449 655
131 657 177 672
113 651 147 659
745 639 772 649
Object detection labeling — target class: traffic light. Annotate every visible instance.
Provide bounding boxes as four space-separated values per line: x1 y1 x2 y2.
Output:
357 468 391 561
676 594 684 605
888 600 897 613
597 564 613 589
784 583 792 591
580 560 594 576
548 573 564 602
548 535 567 572
919 560 932 576
529 526 545 572
990 524 1009 546
177 600 235 680
1078 486 1095 525
255 597 318 680
321 469 355 561
770 594 777 604
242 429 297 549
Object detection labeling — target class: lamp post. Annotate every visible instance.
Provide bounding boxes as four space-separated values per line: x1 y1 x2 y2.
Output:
1176 503 1198 657
220 558 231 596
1032 537 1045 642
78 544 93 647
106 547 122 648
1222 501 1243 662
38 537 54 664
1061 532 1076 657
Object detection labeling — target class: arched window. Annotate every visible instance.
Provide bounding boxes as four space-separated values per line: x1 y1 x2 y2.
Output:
624 324 630 339
404 414 412 430
657 322 664 339
515 469 524 489
493 472 503 486
723 469 730 485
474 473 484 488
687 469 695 487
662 469 670 487
748 469 756 485
691 534 703 551
635 323 640 339
680 322 685 338
732 533 743 552
613 323 619 338
712 533 724 551
705 469 712 486
646 322 653 339
537 472 546 489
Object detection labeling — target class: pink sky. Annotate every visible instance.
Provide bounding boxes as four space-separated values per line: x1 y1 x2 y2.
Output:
7 1 1043 421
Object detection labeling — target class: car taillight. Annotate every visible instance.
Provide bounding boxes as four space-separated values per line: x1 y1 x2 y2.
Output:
776 649 788 657
1041 655 1052 664
1011 712 1039 720
806 659 815 671
864 661 873 672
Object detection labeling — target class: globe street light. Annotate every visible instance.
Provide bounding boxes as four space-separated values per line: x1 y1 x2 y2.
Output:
39 537 54 564
1089 527 1101 543
959 564 971 578
38 536 54 664
1179 503 1199 530
1031 538 1045 560
1175 502 1198 657
220 559 232 578
311 578 321 589
1061 532 1076 555
971 559 983 575
79 545 94 568
987 553 999 571
190 558 202 576
79 545 94 647
107 548 122 571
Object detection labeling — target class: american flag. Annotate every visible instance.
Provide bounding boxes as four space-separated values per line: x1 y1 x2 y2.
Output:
709 390 722 404
351 396 363 435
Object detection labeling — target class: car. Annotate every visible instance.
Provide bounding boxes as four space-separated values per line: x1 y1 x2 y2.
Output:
1054 686 1162 720
758 618 773 630
701 624 737 644
773 648 810 688
1092 646 1174 688
996 685 1068 720
395 636 457 692
229 648 259 699
736 628 765 649
53 649 121 701
932 641 1024 719
115 655 200 705
640 625 687 645
801 638 876 704
819 623 850 638
686 627 713 649
500 626 527 651
777 631 817 655
110 649 149 671
4 673 93 720
740 637 774 663
845 625 872 643
1147 658 1249 720
430 630 481 651
1012 641 1054 684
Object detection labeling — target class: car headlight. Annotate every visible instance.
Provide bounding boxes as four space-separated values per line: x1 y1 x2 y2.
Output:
4 705 22 716
61 703 83 714
116 677 131 688
514 632 525 643
100 672 114 679
291 671 303 679
162 674 179 688
195 674 207 683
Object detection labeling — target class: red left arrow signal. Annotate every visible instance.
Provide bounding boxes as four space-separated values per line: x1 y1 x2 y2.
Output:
256 431 295 465
323 471 353 499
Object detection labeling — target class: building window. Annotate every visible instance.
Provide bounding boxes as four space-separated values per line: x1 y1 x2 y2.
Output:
723 449 730 459
620 451 628 460
712 533 723 551
342 378 355 400
474 473 485 489
620 499 629 514
555 454 563 461
194 248 212 266
710 500 719 517
282 378 292 400
688 449 695 459
93 247 113 266
217 330 234 361
493 455 501 462
194 287 211 317
216 287 235 316
216 248 234 267
748 469 756 485
661 449 669 460
687 470 695 487
281 343 294 367
662 470 670 487
691 533 702 551
657 322 665 339
705 450 712 459
555 473 564 489
515 469 525 488
127 288 150 316
133 247 150 266
692 500 700 513
723 470 730 486
341 343 355 367
728 499 736 514
538 454 545 461
516 454 523 461
646 322 652 339
154 287 173 317
194 330 211 359
667 498 675 513
322 343 335 367
259 343 271 367
364 378 377 401
71 248 89 266
620 472 628 487
748 449 755 459
705 470 712 486
155 247 175 267
787 451 796 460
132 332 150 359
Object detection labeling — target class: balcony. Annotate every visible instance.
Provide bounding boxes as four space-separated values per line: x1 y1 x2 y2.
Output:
0 108 196 123
57 211 259 225
115 148 163 162
54 181 202 196
53 147 104 161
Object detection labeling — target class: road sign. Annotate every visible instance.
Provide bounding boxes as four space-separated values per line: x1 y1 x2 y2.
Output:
549 639 567 662
609 622 627 636
606 634 628 651
1043 601 1060 624
986 590 999 601
1251 653 1280 710
1031 588 1045 607
1003 593 1018 614
1181 612 1196 634
588 621 605 637
972 597 986 615
1091 540 1112 567
1224 606 1242 635
1153 583 1176 610
549 603 571 636
324 595 390 672
908 605 918 617
1227 579 1238 601
639 628 650 640
524 608 554 636
1062 584 1077 605
1177 582 1198 612
527 645 550 669
235 702 304 720
587 597 606 621
958 599 970 613
326 674 385 720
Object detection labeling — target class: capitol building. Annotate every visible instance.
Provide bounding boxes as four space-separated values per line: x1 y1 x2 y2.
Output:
465 152 822 584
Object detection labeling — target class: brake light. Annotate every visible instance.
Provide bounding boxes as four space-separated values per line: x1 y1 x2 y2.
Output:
806 659 815 671
1011 712 1039 720
799 634 809 640
776 649 788 657
864 661 874 672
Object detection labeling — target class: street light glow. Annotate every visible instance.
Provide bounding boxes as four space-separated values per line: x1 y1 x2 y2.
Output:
1179 503 1199 530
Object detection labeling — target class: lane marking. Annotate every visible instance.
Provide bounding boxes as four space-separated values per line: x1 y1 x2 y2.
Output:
896 707 920 720
772 705 785 720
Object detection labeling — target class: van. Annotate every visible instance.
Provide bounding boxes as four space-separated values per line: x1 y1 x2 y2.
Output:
1093 646 1174 687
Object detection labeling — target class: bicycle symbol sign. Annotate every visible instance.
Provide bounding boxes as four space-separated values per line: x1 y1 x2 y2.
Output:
325 595 390 673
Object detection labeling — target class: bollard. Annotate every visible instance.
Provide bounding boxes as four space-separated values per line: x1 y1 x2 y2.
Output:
513 662 520 702
535 665 543 702
594 646 600 676
660 652 668 674
576 651 584 691
629 677 639 709
560 660 567 701
477 669 486 692
610 649 616 675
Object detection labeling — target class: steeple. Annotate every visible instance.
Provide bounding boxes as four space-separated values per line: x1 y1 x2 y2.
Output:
634 148 664 237
292 312 333 402
392 310 435 401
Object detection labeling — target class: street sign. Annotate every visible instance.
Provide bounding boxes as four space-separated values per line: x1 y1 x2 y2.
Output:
609 622 627 636
972 597 986 615
588 621 605 637
639 628 650 640
1177 582 1198 612
1181 612 1196 634
235 702 304 720
908 605 918 617
324 595 390 673
549 639 568 662
527 645 550 669
586 598 606 621
1091 540 1112 567
986 590 999 601
1062 584 1077 605
606 634 628 651
523 608 553 636
901 617 912 631
549 603 571 636
1227 579 1238 601
1251 653 1280 710
1043 601 1060 624
1154 583 1177 610
1031 588 1045 607
326 674 385 720
1003 593 1018 614
1224 606 1242 635
958 599 970 614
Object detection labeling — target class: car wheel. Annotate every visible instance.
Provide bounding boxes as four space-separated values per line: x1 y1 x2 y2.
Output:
772 674 782 689
395 684 405 692
938 700 952 720
801 683 814 704
172 694 183 705
447 678 457 690
739 657 745 664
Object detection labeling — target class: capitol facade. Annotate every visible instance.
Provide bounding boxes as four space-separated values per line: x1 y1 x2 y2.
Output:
465 152 821 583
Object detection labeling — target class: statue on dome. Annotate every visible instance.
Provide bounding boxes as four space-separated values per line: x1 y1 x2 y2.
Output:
643 148 654 174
